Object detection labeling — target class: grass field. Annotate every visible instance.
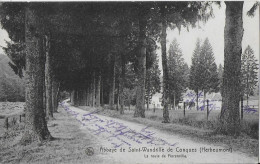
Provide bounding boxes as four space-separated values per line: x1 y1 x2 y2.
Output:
0 102 24 116
119 105 258 123
102 103 259 140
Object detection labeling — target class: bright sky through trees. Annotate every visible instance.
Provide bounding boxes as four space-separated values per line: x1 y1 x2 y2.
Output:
158 1 259 67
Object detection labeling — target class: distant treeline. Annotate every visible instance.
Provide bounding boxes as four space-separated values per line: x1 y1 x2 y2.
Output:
0 75 25 102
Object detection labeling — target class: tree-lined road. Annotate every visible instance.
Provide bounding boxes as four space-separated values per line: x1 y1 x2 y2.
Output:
0 2 258 163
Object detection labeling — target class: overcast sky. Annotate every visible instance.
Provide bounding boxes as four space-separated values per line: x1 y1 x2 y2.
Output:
0 26 9 53
160 1 259 67
0 1 259 68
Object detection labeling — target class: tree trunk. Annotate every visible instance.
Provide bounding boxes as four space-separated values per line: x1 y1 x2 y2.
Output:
109 54 115 110
160 4 170 123
146 98 149 111
71 90 75 105
116 80 120 111
87 88 90 106
203 90 206 110
89 84 93 107
43 72 46 115
101 76 104 107
92 72 96 107
116 95 119 111
220 1 244 135
120 54 125 114
241 96 243 120
83 89 87 106
78 90 83 106
74 90 79 106
146 74 150 111
246 71 249 107
88 86 91 106
77 90 80 106
196 90 199 110
96 72 101 107
77 90 81 105
52 78 59 113
134 12 146 118
81 90 85 106
21 6 52 144
56 82 60 109
44 34 53 119
173 92 176 110
128 94 131 111
86 87 89 106
246 92 249 108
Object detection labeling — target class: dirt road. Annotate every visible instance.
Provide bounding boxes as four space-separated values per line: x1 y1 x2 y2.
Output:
61 102 257 164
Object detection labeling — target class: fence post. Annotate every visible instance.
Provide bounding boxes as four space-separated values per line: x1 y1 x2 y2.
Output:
5 117 8 130
12 117 16 125
153 104 155 113
241 97 243 120
20 115 22 123
207 99 209 120
183 102 186 117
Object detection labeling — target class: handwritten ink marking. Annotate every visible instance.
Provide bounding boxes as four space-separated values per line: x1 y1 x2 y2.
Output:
60 102 179 148
243 106 258 114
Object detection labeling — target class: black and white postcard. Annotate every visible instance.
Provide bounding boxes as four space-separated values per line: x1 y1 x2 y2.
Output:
0 1 259 163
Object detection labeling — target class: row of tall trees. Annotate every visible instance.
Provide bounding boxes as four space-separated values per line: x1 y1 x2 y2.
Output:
0 1 258 143
0 2 164 143
2 17 60 120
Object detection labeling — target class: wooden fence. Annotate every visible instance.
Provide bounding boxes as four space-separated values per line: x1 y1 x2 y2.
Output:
2 112 25 130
